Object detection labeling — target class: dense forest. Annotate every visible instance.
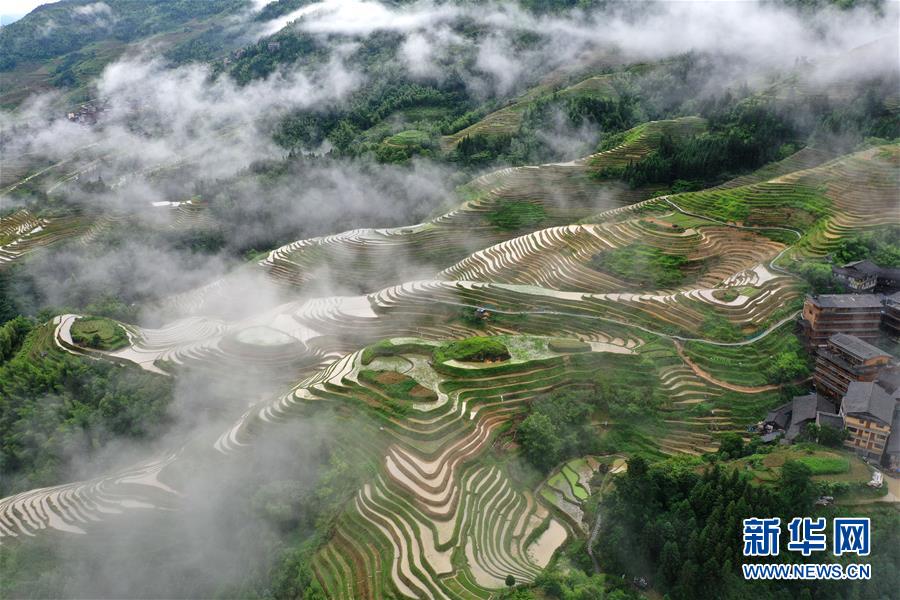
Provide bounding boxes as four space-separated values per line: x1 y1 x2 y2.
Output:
0 320 173 496
595 458 900 600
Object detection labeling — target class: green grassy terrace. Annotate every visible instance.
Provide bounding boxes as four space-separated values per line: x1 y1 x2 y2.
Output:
70 316 129 351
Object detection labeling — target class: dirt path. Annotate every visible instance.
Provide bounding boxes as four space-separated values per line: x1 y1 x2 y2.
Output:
673 340 782 393
661 196 802 276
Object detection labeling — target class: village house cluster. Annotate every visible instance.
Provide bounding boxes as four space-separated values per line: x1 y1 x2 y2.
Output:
761 260 900 474
65 101 106 125
221 41 281 66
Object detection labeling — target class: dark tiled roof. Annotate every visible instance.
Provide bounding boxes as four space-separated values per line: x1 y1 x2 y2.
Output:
841 381 896 426
887 408 900 455
833 265 877 281
839 260 881 276
816 412 844 431
792 393 834 423
765 401 792 429
876 368 900 395
834 260 900 281
785 423 804 441
829 333 890 361
807 294 884 309
785 394 836 441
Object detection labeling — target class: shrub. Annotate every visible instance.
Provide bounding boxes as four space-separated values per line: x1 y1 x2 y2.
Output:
765 350 810 383
713 288 739 302
718 432 746 459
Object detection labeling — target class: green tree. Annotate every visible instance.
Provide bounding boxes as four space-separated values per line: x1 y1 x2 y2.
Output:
328 120 359 155
250 480 306 531
780 460 816 513
718 432 745 459
766 350 809 383
660 539 681 585
794 261 840 293
518 413 561 472
0 316 32 362
817 424 850 448
797 422 821 443
832 226 900 266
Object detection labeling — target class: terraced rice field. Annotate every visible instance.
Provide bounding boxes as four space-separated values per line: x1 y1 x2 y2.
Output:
165 199 216 230
216 340 652 597
0 209 86 267
680 325 805 389
586 117 707 172
713 146 837 190
0 454 181 539
204 331 775 598
791 145 900 256
438 218 785 296
2 138 897 599
667 145 900 261
441 72 619 149
0 199 223 271
541 457 599 531
260 118 705 293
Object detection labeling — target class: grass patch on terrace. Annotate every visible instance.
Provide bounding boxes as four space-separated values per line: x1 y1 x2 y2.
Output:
682 326 810 386
375 129 436 163
592 122 649 155
589 243 687 288
653 211 710 229
383 129 431 147
712 288 739 302
731 445 865 490
358 369 437 402
70 317 128 351
561 463 589 500
794 454 850 475
695 310 745 343
433 336 510 364
360 339 435 365
548 339 591 353
486 200 546 231
672 183 830 229
757 228 800 244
